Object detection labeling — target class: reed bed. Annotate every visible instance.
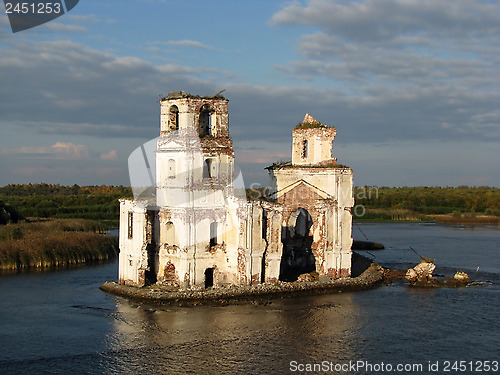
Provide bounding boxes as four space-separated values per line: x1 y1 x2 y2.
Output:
0 219 118 270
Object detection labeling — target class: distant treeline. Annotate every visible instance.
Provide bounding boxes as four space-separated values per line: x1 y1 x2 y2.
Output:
354 186 500 222
0 184 132 224
355 186 500 214
1 183 499 224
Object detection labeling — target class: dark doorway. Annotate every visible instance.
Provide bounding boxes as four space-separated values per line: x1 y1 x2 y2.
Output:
279 208 315 282
205 268 214 288
145 245 157 285
145 210 158 284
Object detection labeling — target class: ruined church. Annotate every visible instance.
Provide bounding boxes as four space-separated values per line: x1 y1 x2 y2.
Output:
118 92 354 288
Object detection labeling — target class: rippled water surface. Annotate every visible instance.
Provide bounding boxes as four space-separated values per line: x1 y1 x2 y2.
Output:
0 223 498 374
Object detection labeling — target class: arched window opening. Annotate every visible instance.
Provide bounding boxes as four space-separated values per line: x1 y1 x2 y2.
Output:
203 159 212 179
279 208 315 282
210 222 217 247
167 159 176 179
169 105 179 131
127 212 133 239
302 140 308 159
294 208 312 237
165 221 176 245
331 140 335 158
199 104 212 137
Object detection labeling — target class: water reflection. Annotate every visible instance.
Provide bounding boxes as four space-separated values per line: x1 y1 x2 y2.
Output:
101 293 361 374
1 224 497 374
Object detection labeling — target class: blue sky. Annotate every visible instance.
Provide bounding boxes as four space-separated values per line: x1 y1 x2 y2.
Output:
0 0 499 188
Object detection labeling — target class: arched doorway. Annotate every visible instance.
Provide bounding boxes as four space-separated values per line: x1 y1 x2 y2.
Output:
279 208 315 281
145 209 158 284
205 268 214 288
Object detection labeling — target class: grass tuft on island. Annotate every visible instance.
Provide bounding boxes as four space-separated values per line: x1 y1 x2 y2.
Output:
0 218 118 270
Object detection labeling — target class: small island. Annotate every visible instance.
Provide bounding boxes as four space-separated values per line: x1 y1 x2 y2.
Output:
100 260 388 306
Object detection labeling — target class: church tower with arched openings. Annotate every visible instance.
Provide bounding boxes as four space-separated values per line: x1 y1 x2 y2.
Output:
268 114 354 280
154 91 240 288
156 90 235 208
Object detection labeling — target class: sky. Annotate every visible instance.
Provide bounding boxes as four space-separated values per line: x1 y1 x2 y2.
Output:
0 0 499 188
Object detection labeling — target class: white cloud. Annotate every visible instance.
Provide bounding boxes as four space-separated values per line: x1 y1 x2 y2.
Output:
268 0 500 142
0 39 222 139
165 39 214 50
271 0 500 41
4 142 89 159
271 0 499 85
41 22 87 33
0 37 498 145
0 24 498 186
100 150 119 161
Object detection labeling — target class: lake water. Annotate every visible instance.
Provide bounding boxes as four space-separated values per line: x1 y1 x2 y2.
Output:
0 223 498 374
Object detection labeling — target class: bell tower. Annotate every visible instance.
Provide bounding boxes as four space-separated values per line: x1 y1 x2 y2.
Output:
267 114 354 279
156 91 235 207
154 91 237 287
159 91 230 139
292 114 337 166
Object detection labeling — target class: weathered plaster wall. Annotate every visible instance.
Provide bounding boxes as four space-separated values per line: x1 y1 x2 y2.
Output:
270 168 354 208
118 199 148 286
159 96 229 138
292 127 337 166
120 93 354 289
269 164 354 279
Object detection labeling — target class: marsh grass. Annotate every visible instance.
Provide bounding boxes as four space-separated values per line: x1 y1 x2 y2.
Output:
0 219 118 270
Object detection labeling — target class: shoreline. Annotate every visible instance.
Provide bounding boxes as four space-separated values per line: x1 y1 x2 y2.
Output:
100 263 390 306
0 219 119 270
354 217 500 225
0 234 119 270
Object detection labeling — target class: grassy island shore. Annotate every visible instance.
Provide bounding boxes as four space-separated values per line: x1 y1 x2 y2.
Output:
0 219 118 270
